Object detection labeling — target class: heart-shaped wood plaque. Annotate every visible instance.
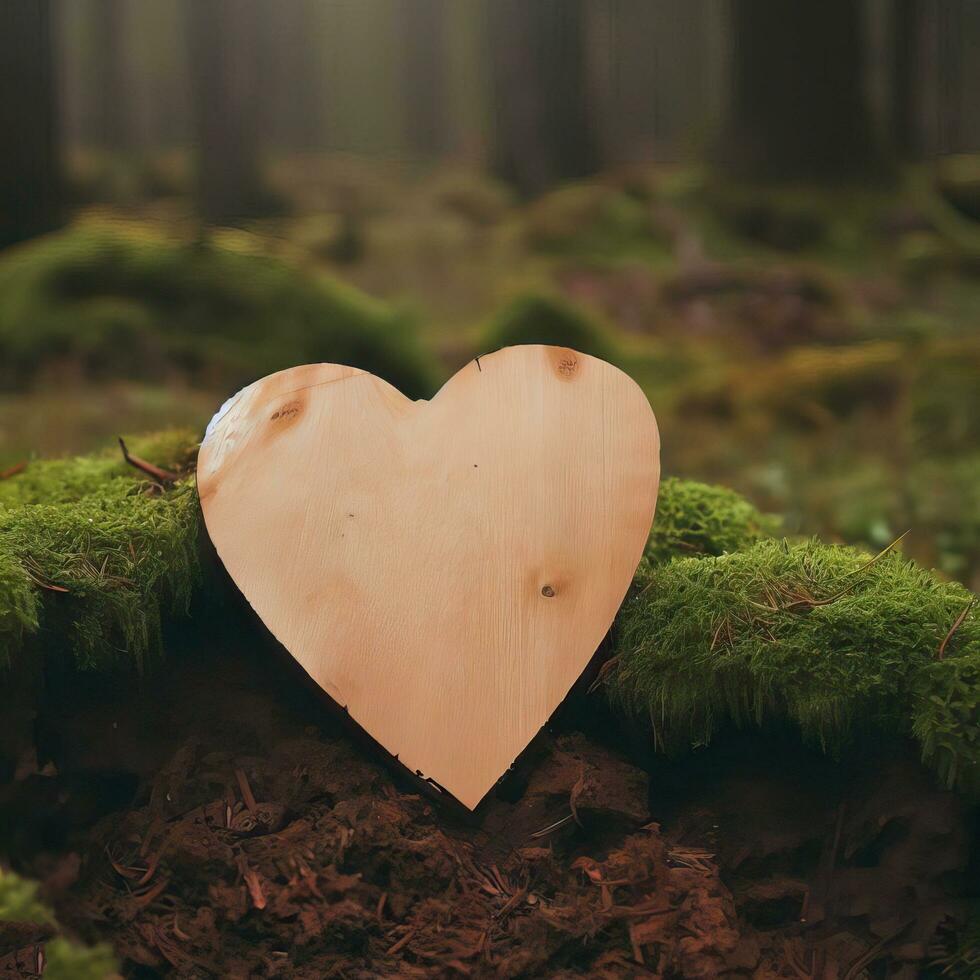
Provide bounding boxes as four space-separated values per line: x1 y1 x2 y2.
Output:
198 346 659 808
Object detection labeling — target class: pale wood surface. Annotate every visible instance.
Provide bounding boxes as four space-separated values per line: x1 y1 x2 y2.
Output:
198 346 660 809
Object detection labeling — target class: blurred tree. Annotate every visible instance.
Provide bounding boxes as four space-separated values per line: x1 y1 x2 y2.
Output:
594 0 714 164
893 0 926 158
185 0 270 223
718 0 878 181
90 0 129 150
892 0 974 158
258 0 327 152
0 0 62 248
400 0 449 158
486 0 600 197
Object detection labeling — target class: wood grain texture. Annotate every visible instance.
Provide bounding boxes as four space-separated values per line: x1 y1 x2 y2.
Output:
197 346 660 809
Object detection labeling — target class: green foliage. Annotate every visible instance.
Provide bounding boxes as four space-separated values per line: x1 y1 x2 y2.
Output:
0 867 55 925
0 430 201 669
482 293 615 362
610 538 980 793
0 869 116 979
647 478 778 564
0 224 437 397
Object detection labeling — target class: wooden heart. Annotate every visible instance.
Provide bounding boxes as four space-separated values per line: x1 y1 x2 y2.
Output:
197 346 659 809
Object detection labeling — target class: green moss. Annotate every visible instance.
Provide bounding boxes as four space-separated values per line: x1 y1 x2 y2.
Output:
523 183 660 257
610 538 979 793
0 429 198 508
647 478 778 564
0 430 201 670
913 643 980 794
0 549 39 652
0 869 116 979
0 224 437 397
482 293 615 362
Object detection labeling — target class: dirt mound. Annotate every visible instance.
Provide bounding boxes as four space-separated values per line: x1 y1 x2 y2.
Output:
46 732 748 978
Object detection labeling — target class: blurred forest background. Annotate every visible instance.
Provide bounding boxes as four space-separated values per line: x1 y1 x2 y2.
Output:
2 0 980 587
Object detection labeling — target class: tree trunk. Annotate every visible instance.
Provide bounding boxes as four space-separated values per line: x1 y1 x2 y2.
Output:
90 0 129 151
487 0 600 197
400 0 449 158
0 0 62 249
892 0 924 158
256 0 327 152
185 0 269 224
718 0 878 182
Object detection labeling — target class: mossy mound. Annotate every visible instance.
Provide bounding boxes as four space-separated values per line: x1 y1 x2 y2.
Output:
0 225 437 397
647 478 778 564
0 430 201 670
482 293 615 362
610 538 979 794
0 868 116 979
523 183 660 257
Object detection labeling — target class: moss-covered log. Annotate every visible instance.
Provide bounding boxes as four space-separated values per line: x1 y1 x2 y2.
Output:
610 538 979 794
0 430 201 670
645 477 778 564
3 431 977 800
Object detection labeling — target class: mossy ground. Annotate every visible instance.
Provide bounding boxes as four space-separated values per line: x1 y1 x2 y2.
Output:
0 222 437 398
611 538 980 795
480 292 616 363
646 477 779 564
0 429 977 974
0 430 201 670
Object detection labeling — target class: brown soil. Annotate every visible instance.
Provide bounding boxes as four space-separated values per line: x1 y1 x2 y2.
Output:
0 613 974 978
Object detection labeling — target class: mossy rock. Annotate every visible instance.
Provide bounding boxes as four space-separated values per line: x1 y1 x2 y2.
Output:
0 224 437 397
482 293 615 363
0 430 201 670
610 538 979 794
646 478 779 564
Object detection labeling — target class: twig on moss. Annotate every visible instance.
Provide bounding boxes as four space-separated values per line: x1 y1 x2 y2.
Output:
938 598 976 660
0 461 26 480
118 437 178 485
587 655 620 693
781 530 911 611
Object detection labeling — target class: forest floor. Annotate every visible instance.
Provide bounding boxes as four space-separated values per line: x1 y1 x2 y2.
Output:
1 602 973 978
1 158 979 976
